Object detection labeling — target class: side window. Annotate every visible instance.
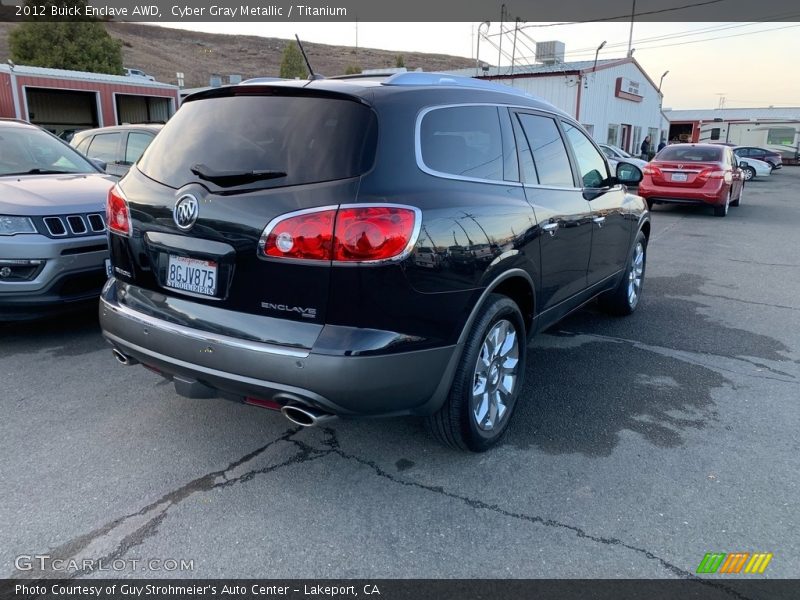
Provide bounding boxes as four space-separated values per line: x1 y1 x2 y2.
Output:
86 132 121 163
562 122 610 188
125 132 155 164
515 113 574 187
420 106 504 181
75 136 92 154
600 146 615 159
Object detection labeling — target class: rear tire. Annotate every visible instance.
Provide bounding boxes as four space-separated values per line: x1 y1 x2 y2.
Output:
731 184 742 207
713 191 731 217
427 294 526 452
598 231 647 316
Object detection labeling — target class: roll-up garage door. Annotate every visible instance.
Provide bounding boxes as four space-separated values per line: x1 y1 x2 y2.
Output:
25 88 99 136
116 94 172 124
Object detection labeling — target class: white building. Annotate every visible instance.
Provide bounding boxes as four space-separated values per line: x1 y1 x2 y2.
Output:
449 54 668 156
663 107 800 158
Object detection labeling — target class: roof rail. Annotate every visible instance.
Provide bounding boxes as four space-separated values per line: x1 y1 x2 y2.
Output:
382 72 534 98
240 77 290 85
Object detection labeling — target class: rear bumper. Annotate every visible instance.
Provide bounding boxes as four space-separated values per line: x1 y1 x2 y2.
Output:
99 279 461 417
638 182 727 206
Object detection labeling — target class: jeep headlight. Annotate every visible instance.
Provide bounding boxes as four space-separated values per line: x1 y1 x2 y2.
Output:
0 216 36 235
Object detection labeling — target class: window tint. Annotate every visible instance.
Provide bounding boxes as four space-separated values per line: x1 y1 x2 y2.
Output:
657 145 723 162
515 113 574 187
87 133 121 162
563 122 609 188
139 95 377 190
420 106 504 181
125 132 154 164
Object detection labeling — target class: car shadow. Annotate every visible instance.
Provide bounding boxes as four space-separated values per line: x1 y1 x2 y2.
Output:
0 305 104 359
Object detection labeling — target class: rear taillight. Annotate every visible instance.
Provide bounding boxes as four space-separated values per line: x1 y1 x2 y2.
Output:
707 170 732 183
260 207 336 260
106 185 131 236
333 206 418 262
259 204 419 264
642 165 662 177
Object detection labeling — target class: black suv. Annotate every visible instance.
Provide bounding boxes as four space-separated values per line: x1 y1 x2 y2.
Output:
100 73 649 451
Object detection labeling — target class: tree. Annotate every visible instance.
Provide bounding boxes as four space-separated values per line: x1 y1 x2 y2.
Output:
344 64 362 75
395 54 405 68
279 41 307 79
9 1 123 74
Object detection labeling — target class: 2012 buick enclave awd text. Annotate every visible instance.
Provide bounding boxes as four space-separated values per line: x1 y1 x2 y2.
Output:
100 73 649 451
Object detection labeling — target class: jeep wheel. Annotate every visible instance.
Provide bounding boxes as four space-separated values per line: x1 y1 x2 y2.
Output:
427 294 526 452
598 231 647 316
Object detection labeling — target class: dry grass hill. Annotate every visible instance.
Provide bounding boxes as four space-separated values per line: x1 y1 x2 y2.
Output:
0 22 475 87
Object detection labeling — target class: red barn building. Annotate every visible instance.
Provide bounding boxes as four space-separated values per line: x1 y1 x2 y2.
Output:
0 64 179 136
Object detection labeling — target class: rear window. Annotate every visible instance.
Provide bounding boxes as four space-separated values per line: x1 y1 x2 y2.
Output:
657 145 723 162
138 94 377 190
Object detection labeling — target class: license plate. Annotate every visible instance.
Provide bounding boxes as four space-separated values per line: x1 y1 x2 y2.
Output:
166 255 218 297
671 173 688 182
104 259 112 278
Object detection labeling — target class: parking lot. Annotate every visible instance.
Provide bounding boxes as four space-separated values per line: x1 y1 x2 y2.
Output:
2 169 799 580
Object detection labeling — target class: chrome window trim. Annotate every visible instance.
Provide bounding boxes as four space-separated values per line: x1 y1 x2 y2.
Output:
414 103 523 188
102 297 310 358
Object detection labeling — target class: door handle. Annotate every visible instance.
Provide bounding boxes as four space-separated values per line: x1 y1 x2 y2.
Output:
542 222 559 237
592 216 606 227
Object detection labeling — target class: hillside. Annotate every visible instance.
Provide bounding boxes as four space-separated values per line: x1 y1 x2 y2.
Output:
0 22 475 87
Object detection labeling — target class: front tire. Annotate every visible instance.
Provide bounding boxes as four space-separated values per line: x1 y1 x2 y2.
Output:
598 231 647 316
742 166 755 181
427 294 526 452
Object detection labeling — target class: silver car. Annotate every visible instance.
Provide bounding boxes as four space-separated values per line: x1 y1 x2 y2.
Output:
0 119 115 320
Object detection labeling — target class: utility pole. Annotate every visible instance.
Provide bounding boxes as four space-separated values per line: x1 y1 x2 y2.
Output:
627 0 636 57
510 18 520 76
498 4 505 74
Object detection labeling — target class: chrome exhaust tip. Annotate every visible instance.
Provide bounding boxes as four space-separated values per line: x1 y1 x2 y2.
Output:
112 348 138 366
281 404 336 427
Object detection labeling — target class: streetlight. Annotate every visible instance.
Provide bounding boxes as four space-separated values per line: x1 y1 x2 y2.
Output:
658 70 669 92
476 21 491 76
592 40 607 72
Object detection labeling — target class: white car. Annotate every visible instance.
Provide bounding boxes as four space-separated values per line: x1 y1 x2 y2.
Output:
736 157 771 181
598 143 649 171
123 67 156 81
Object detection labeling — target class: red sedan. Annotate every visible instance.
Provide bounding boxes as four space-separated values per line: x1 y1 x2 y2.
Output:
638 144 744 217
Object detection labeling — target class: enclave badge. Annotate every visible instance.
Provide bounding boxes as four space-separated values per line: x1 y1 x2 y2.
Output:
173 194 199 230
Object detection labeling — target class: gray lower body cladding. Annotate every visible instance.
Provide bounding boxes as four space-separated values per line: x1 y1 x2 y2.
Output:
99 280 459 417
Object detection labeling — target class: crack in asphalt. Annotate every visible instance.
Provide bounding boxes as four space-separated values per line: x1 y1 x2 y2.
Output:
12 423 757 599
316 428 754 600
728 258 800 268
558 331 799 384
11 427 325 580
688 292 800 312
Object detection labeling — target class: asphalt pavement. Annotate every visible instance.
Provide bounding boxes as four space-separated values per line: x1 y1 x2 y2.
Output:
2 169 799 585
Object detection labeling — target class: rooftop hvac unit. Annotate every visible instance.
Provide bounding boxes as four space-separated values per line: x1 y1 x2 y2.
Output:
209 74 222 87
228 74 242 84
536 41 565 65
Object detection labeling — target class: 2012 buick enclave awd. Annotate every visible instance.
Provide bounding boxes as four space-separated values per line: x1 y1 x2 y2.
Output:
100 73 650 451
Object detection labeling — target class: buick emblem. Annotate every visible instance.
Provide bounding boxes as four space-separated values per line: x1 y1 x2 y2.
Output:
173 194 199 231
677 164 684 169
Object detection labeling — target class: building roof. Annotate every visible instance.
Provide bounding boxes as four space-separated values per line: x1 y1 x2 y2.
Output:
0 64 177 90
446 58 625 78
664 107 800 122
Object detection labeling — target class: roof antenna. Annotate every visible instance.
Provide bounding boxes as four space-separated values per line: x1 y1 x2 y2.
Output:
295 34 323 80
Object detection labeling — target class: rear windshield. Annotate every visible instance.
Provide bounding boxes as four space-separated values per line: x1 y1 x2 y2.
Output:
657 145 722 162
138 94 377 190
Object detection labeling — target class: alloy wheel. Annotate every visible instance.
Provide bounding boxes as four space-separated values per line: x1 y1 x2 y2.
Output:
627 241 645 307
471 319 520 431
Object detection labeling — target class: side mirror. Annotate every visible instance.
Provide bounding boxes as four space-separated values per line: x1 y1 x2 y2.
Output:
616 162 643 185
90 158 107 172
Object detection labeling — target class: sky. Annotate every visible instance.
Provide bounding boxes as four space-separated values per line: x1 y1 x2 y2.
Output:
159 21 800 110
